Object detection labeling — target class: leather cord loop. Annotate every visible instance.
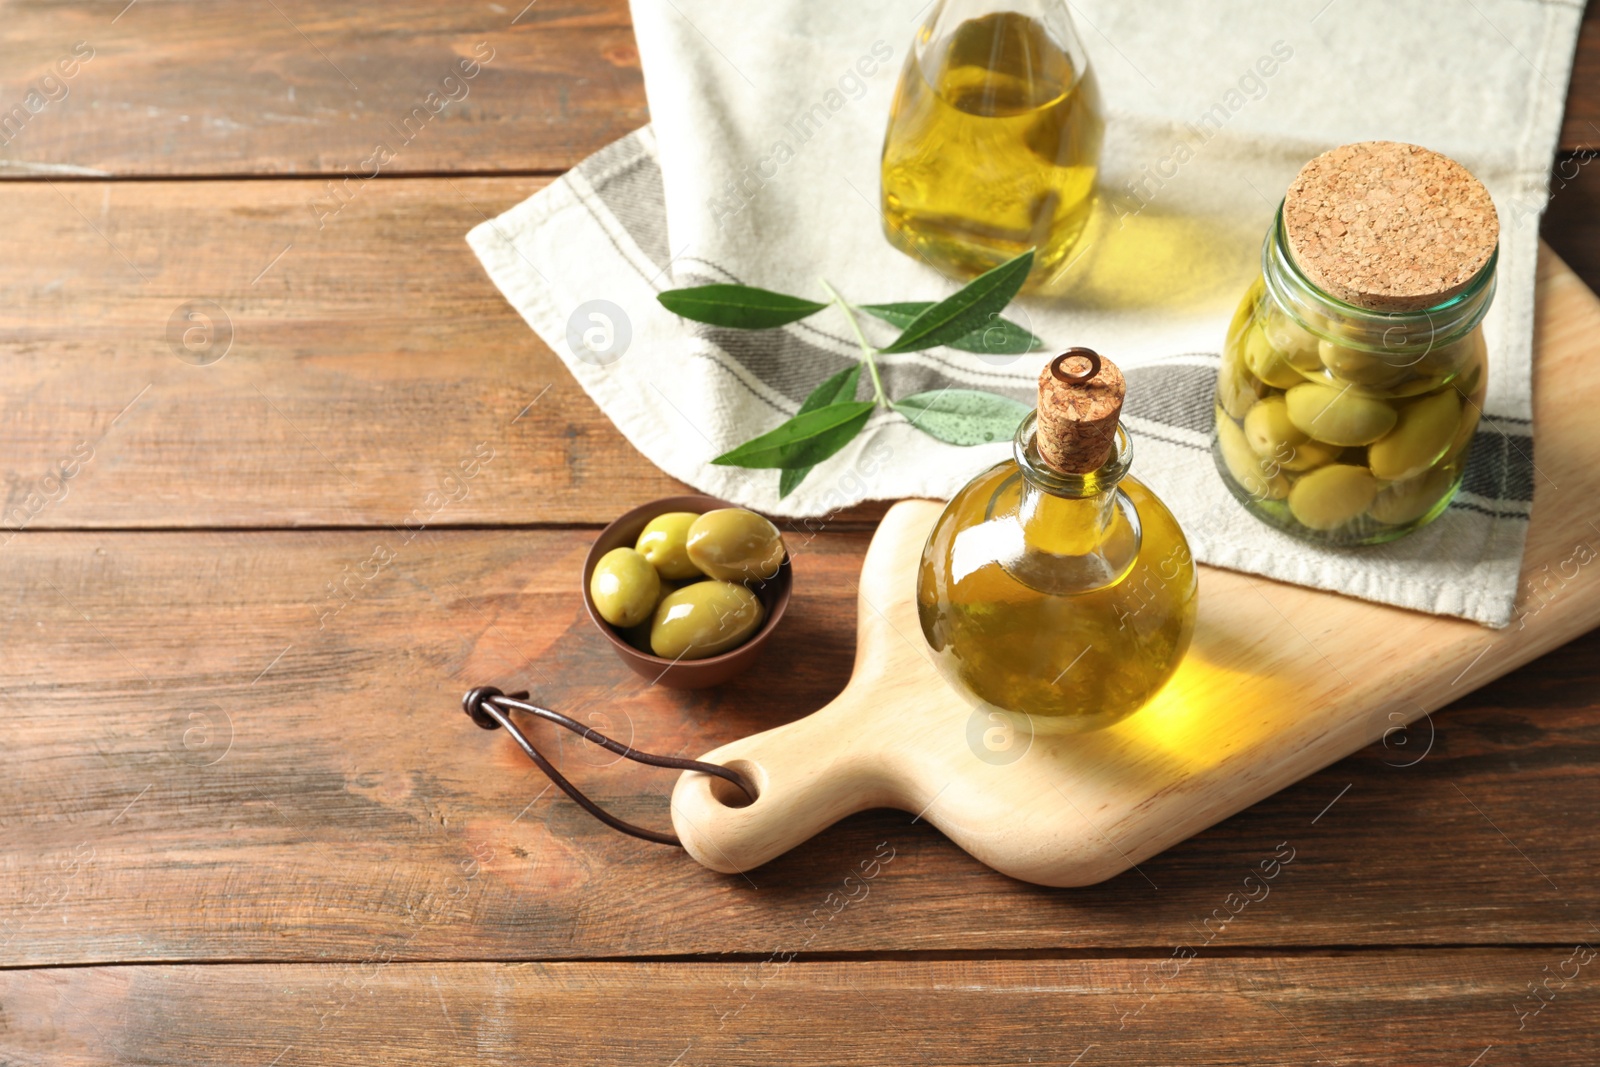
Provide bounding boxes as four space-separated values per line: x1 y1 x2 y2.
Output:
461 686 756 847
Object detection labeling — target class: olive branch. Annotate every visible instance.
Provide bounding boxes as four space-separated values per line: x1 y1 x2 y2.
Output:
656 249 1042 498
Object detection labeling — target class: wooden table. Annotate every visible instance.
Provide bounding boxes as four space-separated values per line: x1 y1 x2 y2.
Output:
2 3 1598 1063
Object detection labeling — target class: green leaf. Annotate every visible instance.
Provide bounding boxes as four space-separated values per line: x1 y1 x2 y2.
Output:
892 389 1030 446
779 365 862 498
798 364 864 414
777 463 811 501
713 401 874 470
859 302 1043 355
657 284 828 329
878 249 1036 354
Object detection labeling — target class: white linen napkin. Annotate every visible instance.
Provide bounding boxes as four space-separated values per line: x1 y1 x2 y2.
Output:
468 0 1585 627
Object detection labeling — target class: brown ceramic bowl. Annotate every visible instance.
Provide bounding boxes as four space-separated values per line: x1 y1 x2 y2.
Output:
582 494 792 689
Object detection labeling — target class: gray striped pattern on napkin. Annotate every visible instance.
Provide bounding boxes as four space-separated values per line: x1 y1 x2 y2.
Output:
573 130 1535 531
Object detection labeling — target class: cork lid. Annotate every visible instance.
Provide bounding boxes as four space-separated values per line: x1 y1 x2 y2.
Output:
1283 141 1498 313
1036 349 1125 474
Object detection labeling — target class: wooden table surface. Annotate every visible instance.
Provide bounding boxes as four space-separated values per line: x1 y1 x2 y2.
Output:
2 3 1598 1064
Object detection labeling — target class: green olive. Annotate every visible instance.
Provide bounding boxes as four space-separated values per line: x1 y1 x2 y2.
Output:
1217 356 1263 420
1368 390 1461 482
1369 466 1455 526
1417 332 1484 382
1217 416 1288 501
1454 359 1484 405
686 508 786 582
1317 340 1410 389
1245 324 1306 389
1446 378 1484 459
1278 438 1342 472
1243 396 1308 460
1262 308 1322 370
1290 308 1335 339
1379 371 1451 399
618 579 689 651
650 580 766 660
1242 395 1341 470
1450 334 1487 406
589 547 661 628
1285 383 1397 447
1288 464 1379 531
635 511 704 581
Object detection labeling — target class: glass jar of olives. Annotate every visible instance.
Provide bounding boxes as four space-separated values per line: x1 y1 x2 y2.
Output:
1213 141 1499 546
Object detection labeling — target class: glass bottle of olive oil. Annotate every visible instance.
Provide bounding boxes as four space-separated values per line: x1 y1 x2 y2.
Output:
918 352 1197 734
881 0 1104 288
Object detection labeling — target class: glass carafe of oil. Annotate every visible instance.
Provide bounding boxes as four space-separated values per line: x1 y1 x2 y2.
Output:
917 352 1197 734
881 0 1104 289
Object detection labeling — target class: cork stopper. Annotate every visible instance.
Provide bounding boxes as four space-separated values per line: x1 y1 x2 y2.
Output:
1283 141 1498 313
1036 349 1125 474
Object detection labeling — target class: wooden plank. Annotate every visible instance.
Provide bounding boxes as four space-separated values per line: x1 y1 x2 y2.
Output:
1 525 1598 966
0 0 643 178
0 177 1592 529
1563 0 1600 152
1542 154 1600 292
0 176 698 527
3 956 1596 1065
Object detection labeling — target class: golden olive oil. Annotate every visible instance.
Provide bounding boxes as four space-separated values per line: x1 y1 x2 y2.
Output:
918 465 1198 733
881 10 1104 286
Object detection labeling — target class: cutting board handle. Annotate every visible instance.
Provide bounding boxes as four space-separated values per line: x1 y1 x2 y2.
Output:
669 500 947 875
668 689 898 874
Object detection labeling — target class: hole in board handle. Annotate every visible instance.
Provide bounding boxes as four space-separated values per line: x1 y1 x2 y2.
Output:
709 759 762 809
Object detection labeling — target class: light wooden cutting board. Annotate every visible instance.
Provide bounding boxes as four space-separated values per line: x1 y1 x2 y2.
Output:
671 247 1600 887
